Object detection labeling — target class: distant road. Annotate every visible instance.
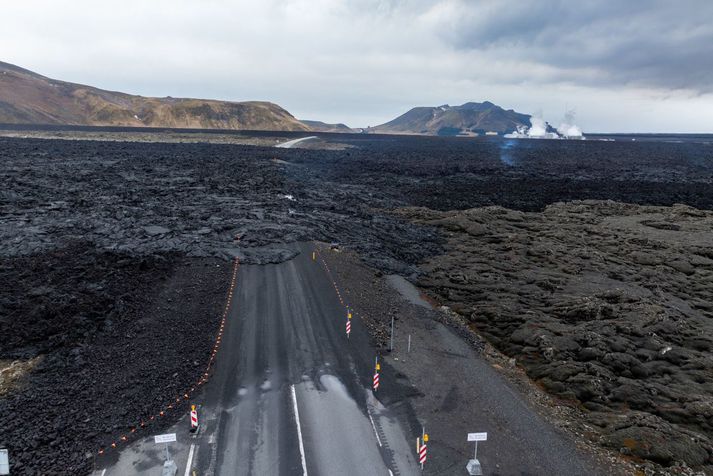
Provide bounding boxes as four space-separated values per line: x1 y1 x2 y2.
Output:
275 136 319 148
97 242 416 476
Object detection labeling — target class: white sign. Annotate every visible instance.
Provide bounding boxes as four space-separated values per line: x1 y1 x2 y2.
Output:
467 432 488 442
154 433 177 444
0 449 8 476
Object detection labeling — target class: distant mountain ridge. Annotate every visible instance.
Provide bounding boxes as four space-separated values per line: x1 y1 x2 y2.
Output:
300 120 354 133
0 61 309 131
371 101 531 136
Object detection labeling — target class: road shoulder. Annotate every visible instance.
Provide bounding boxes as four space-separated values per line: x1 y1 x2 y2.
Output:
319 245 633 475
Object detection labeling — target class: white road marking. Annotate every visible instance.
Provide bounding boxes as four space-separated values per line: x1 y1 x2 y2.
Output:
100 470 106 476
290 384 309 476
184 443 196 476
388 470 394 476
367 410 383 447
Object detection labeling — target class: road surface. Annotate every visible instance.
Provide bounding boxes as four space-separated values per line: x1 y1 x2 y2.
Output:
96 242 417 475
275 136 319 148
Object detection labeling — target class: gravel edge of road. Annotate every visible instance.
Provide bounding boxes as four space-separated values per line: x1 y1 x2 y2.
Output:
318 244 650 476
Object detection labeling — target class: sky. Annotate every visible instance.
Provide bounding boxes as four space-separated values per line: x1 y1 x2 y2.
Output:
3 0 713 132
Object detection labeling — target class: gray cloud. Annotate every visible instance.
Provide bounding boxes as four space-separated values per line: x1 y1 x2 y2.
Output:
438 0 713 92
2 0 713 131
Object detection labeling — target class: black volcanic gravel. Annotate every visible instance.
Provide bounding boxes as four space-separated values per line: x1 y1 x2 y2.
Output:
0 243 229 475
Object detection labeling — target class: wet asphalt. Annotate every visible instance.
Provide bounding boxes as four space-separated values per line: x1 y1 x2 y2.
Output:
97 242 416 475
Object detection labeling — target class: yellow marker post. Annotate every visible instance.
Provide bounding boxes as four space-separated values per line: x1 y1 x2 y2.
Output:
376 363 380 371
348 311 352 320
424 433 429 442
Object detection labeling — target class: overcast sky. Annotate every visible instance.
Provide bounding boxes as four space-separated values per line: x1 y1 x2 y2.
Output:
3 0 713 132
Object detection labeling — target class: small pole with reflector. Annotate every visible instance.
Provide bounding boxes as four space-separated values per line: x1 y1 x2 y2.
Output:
190 404 199 432
418 428 428 469
346 308 352 338
373 356 380 391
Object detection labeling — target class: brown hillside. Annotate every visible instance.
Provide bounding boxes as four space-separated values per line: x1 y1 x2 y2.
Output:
0 61 309 131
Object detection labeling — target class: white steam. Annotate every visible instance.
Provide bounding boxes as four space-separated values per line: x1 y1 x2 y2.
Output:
527 115 549 137
557 110 583 138
505 110 585 140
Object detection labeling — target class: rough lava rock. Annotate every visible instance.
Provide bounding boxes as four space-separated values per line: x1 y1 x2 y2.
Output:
398 201 713 471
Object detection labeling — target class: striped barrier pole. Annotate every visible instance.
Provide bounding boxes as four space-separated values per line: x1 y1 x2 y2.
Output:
419 429 428 469
373 357 380 391
419 440 427 468
190 405 198 432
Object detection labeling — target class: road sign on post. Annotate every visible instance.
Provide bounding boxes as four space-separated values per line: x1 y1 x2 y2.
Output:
154 433 177 468
0 449 9 476
154 434 177 444
466 432 487 475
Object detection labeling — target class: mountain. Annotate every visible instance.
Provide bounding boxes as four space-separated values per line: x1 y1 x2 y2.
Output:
301 120 354 133
370 101 531 136
0 61 309 131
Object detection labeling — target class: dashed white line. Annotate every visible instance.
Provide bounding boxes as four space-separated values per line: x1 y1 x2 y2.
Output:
184 443 195 476
290 384 309 476
100 470 106 476
367 410 383 447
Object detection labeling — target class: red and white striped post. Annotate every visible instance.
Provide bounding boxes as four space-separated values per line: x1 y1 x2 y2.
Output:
346 309 352 338
419 441 427 467
190 405 199 432
373 357 380 392
417 429 428 469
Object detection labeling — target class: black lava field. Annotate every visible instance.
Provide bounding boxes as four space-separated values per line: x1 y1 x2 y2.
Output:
1 132 712 474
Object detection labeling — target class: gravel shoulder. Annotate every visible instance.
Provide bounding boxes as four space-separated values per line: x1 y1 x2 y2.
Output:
318 244 632 475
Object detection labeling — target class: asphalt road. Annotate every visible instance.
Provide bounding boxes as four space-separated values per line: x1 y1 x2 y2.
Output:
96 242 416 475
94 240 613 476
274 136 319 148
